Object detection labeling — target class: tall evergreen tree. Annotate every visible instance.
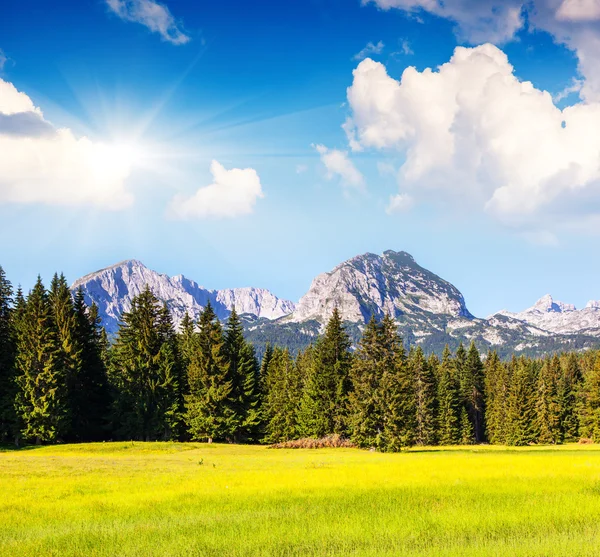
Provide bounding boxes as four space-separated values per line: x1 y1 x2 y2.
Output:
484 351 510 444
49 274 83 440
579 354 600 442
411 346 437 446
225 308 261 442
109 287 181 441
15 277 68 444
437 346 461 445
262 347 301 443
348 317 383 449
185 302 233 442
559 353 583 441
69 291 110 440
462 342 486 443
297 308 352 438
378 314 414 451
505 357 537 446
0 267 16 442
536 356 562 444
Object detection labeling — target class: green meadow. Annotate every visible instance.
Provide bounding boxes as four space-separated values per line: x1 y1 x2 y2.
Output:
1 443 600 556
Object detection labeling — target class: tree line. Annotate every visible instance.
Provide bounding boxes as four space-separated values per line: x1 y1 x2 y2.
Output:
1 266 600 449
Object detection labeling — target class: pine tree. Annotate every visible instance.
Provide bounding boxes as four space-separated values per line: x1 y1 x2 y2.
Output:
536 356 562 444
262 347 301 443
579 354 600 442
505 357 537 446
462 342 486 442
437 346 461 445
378 314 414 451
559 353 582 441
70 291 110 441
411 345 437 446
0 267 16 442
348 317 383 449
297 308 352 438
49 274 84 440
225 308 261 442
109 287 181 441
484 351 510 444
185 302 233 442
15 277 68 444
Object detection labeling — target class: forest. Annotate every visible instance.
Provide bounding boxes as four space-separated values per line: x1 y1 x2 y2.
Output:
1 266 599 450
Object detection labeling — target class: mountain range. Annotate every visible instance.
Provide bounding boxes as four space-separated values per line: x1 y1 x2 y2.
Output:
71 251 600 357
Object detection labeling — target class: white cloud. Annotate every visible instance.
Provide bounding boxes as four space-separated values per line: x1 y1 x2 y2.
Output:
0 50 7 72
106 0 190 45
362 0 524 44
314 144 366 191
168 160 264 219
296 164 308 174
362 1 600 101
556 0 600 22
386 193 414 214
353 41 385 61
0 78 134 209
344 44 600 229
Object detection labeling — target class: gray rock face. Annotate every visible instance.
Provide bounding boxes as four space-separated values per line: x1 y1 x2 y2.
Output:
71 260 295 334
494 294 600 337
288 250 471 323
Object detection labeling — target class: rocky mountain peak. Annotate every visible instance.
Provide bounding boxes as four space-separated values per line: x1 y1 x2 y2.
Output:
288 250 471 324
531 294 576 314
71 260 295 334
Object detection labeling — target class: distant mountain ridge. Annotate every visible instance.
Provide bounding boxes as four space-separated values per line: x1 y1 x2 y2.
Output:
71 252 600 357
71 259 295 335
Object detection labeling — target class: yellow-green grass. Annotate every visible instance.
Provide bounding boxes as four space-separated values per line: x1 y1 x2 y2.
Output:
2 443 600 556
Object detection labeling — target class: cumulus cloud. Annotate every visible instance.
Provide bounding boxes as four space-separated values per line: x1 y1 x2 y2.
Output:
314 144 366 192
344 44 600 228
168 161 264 219
106 0 190 45
353 41 385 61
0 78 134 209
361 0 600 101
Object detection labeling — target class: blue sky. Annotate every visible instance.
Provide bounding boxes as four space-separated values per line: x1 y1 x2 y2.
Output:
1 0 600 317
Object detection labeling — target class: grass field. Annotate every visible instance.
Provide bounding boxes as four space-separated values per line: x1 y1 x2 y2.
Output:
2 443 600 556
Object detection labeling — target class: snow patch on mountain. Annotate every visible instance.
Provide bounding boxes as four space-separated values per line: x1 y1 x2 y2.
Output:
495 294 600 337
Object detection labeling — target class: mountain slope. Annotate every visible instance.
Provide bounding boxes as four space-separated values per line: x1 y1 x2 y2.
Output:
288 250 471 323
71 260 295 334
494 294 600 337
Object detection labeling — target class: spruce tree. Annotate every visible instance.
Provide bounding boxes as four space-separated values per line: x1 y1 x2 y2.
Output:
559 353 582 441
109 287 181 441
297 308 352 438
411 346 437 446
484 351 510 444
262 347 301 443
463 342 486 442
348 317 383 449
185 302 233 442
49 274 84 440
0 267 16 442
15 277 68 444
579 354 600 442
225 308 261 442
437 346 461 445
505 357 537 446
70 291 110 440
536 356 562 444
378 314 414 451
